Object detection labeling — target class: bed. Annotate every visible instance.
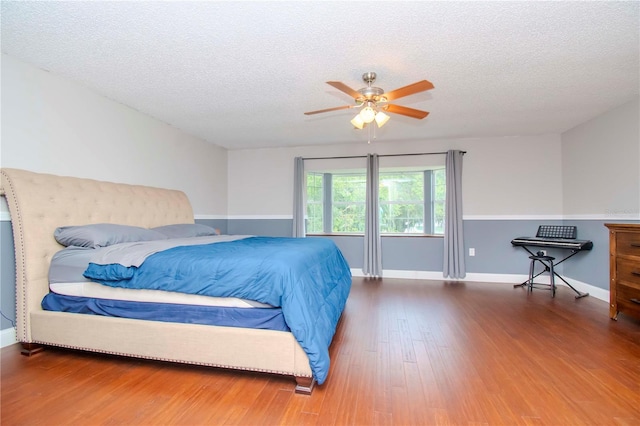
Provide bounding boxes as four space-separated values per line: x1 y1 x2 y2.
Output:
0 167 352 394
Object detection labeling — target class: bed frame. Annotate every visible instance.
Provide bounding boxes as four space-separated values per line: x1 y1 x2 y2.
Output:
0 168 315 394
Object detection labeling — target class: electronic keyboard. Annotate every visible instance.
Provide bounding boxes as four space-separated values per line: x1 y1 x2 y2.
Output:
511 225 593 298
510 236 593 251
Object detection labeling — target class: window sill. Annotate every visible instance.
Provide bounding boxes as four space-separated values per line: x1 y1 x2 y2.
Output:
306 233 444 238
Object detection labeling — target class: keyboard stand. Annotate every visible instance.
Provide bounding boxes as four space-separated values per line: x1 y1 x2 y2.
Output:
513 246 589 299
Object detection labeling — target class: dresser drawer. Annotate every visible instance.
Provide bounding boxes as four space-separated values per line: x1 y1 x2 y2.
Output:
616 283 640 319
616 258 640 286
616 231 640 257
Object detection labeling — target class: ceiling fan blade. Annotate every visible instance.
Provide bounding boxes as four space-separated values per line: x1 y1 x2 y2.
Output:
382 80 434 102
384 104 430 119
326 81 363 100
304 105 354 115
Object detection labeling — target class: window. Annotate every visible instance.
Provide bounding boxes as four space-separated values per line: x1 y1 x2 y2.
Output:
306 173 324 234
332 174 366 233
379 172 424 233
306 168 445 235
432 169 446 234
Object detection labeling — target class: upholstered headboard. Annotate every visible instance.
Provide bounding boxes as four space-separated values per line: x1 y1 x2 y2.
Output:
0 168 195 342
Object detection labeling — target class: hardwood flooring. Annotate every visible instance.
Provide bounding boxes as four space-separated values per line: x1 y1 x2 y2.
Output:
2 278 639 425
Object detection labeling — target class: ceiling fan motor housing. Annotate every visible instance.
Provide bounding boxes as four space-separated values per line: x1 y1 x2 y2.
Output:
357 87 386 106
358 72 386 102
304 71 432 120
362 72 377 84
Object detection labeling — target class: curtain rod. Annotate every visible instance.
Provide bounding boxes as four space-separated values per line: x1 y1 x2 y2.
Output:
302 151 466 161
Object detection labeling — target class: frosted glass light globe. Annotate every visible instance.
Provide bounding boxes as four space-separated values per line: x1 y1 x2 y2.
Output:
359 106 376 123
350 114 365 129
375 111 390 128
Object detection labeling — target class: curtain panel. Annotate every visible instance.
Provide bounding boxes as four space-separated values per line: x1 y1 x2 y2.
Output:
443 150 465 278
292 156 306 238
363 153 382 277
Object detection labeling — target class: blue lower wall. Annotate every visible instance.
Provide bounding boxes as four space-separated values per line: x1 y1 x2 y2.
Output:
227 219 292 237
1 221 16 330
562 219 637 289
192 219 228 235
1 217 634 334
226 218 613 289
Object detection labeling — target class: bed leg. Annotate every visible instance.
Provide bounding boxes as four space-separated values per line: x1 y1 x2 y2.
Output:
294 376 315 395
20 343 45 356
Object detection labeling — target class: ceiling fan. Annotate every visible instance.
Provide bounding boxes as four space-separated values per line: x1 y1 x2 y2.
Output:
304 72 434 129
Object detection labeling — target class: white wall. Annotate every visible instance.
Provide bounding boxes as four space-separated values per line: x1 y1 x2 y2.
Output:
561 97 640 219
227 134 563 218
0 54 565 246
1 54 227 217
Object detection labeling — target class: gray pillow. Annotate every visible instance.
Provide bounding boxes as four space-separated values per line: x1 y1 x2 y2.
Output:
54 223 168 248
151 223 220 239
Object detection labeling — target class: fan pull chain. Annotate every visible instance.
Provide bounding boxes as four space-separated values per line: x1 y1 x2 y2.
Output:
367 121 379 144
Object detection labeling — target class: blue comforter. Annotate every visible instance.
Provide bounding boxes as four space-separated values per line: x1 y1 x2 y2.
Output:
84 236 351 384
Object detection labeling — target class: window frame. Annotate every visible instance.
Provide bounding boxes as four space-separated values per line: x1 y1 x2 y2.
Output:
305 167 445 237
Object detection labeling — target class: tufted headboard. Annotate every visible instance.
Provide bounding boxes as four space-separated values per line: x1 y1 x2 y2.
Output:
0 168 195 342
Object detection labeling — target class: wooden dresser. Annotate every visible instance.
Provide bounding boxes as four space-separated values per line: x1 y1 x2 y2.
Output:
605 223 640 321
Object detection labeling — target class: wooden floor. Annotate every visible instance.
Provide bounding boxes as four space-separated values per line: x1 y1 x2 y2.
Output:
2 278 639 425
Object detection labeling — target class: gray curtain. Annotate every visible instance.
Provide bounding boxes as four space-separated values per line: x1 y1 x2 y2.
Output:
363 153 382 276
443 150 465 278
292 156 306 238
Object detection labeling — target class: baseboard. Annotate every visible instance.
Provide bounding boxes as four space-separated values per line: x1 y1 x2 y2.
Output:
563 277 609 301
1 327 17 348
350 269 609 302
351 268 529 284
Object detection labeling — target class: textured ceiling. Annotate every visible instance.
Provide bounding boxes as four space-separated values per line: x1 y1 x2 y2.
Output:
1 1 638 150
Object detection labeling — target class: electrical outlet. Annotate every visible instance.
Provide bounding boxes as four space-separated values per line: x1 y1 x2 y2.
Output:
541 250 547 256
469 248 475 256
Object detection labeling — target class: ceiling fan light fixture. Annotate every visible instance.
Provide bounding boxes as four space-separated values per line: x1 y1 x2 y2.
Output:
359 106 376 123
304 72 434 138
350 114 365 129
374 111 390 128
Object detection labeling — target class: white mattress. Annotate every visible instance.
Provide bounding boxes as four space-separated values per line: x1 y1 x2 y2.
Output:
50 282 273 308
